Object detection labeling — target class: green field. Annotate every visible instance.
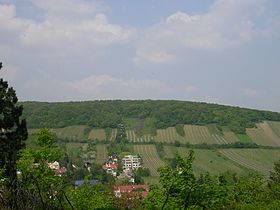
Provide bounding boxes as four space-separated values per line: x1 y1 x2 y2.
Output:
95 144 108 164
124 118 139 130
88 128 106 141
124 118 156 136
236 134 253 144
218 149 280 176
133 144 164 176
142 118 156 135
50 125 89 142
247 122 280 146
163 146 246 175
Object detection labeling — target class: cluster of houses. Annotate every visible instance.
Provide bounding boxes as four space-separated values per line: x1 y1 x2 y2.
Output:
102 154 142 183
102 154 118 177
47 154 149 198
119 154 142 184
102 154 149 197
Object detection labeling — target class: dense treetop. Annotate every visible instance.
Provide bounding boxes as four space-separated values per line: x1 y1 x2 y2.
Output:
21 100 280 133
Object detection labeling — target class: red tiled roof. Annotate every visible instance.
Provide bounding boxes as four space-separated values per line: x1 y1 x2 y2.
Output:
113 185 149 198
102 163 117 170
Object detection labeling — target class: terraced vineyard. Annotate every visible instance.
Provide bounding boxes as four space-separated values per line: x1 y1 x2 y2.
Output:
212 134 228 144
247 122 280 146
35 122 280 146
126 130 153 142
126 130 137 142
183 125 217 144
163 146 246 175
95 144 108 164
155 127 183 143
164 146 280 177
133 145 164 176
108 129 117 141
88 128 106 141
154 125 218 144
268 121 280 138
28 122 280 181
218 149 280 176
50 125 89 142
222 131 239 143
211 131 242 144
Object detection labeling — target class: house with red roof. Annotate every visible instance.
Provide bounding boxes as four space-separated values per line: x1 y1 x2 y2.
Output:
113 185 149 198
102 162 118 177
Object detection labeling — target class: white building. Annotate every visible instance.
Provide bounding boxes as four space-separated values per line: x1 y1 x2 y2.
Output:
122 155 142 171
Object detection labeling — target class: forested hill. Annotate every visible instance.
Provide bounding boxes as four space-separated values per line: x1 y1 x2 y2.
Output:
21 100 280 133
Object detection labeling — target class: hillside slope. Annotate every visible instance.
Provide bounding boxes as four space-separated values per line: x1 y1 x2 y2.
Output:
21 100 280 133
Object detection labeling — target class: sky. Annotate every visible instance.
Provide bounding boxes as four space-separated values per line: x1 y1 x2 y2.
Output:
0 0 280 112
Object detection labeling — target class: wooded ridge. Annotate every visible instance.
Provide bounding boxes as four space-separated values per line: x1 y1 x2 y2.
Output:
21 100 280 133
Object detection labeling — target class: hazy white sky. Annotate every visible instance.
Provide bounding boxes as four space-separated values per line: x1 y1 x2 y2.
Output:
0 0 280 111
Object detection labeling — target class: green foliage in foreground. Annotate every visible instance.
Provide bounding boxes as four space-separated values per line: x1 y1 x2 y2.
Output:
16 129 65 209
142 151 229 209
141 150 280 210
2 139 280 209
21 100 280 133
0 63 28 208
65 184 114 210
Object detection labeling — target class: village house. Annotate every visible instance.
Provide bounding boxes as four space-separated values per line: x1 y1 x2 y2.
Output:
102 154 118 177
102 162 117 177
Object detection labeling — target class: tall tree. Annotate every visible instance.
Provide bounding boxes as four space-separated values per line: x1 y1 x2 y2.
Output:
17 129 66 209
142 151 228 209
0 63 28 202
